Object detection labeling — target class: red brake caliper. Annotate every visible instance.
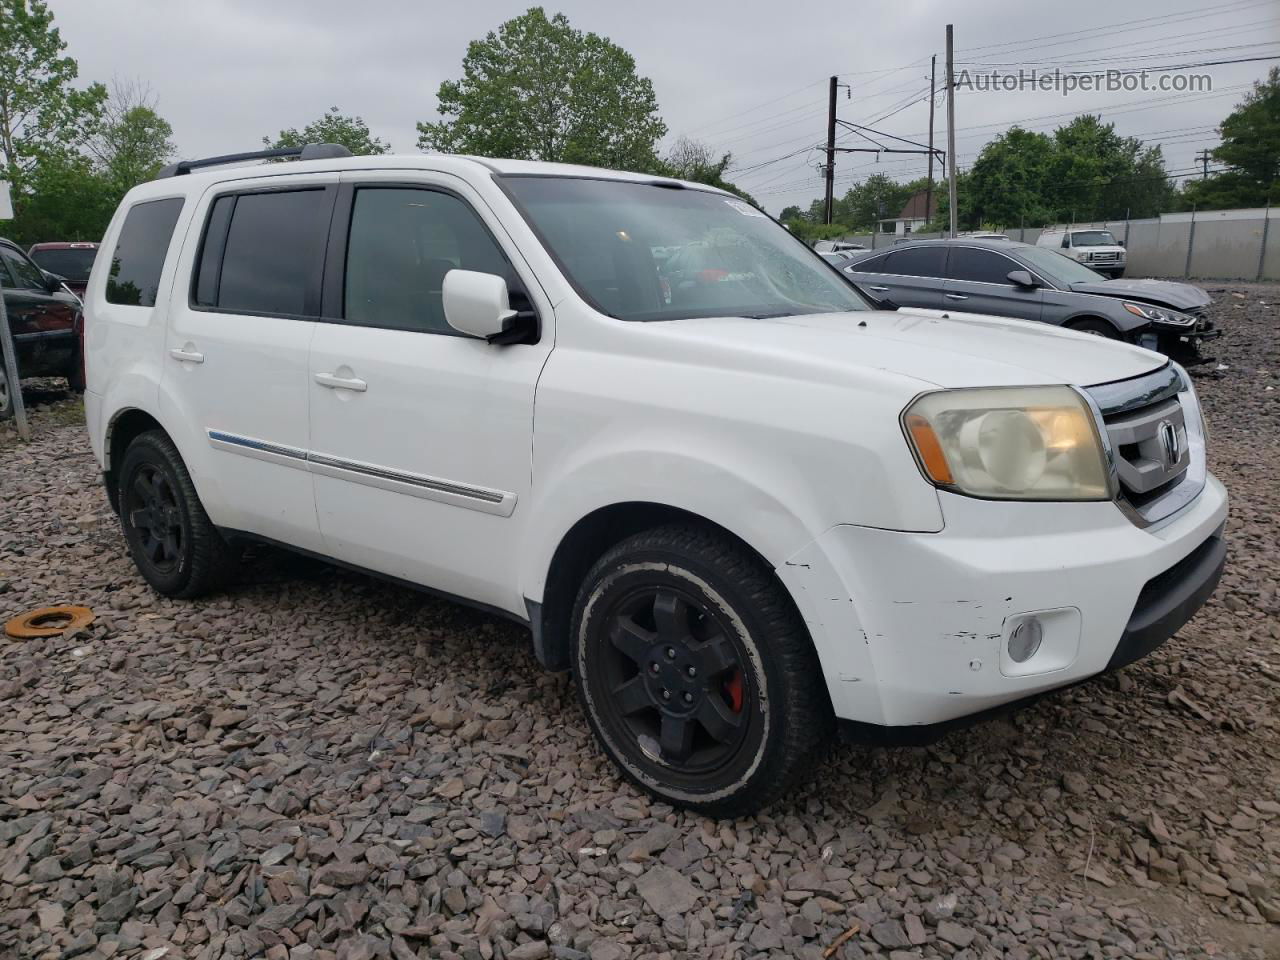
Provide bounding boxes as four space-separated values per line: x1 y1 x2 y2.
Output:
724 669 745 713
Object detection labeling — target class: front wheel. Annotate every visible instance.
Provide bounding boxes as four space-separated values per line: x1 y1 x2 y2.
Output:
571 524 832 817
1068 318 1120 339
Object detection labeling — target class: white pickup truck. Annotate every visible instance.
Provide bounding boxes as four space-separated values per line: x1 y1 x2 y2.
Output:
84 145 1227 816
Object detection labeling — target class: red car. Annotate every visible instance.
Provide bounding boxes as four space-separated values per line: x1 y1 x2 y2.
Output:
28 241 99 298
1 238 84 419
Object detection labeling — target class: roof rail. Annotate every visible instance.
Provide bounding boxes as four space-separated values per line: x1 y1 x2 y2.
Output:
156 142 354 179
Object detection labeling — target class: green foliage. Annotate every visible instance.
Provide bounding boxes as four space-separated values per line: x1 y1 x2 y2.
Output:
833 173 921 230
0 0 107 240
659 137 758 206
1181 68 1280 210
780 219 853 244
965 127 1055 227
417 7 666 172
265 106 390 156
89 81 175 191
0 0 106 194
9 149 115 243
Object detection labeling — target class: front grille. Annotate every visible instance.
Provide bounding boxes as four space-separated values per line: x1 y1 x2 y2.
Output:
1085 364 1206 526
1089 251 1122 263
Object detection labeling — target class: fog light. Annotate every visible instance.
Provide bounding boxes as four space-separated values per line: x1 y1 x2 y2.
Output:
1008 617 1044 663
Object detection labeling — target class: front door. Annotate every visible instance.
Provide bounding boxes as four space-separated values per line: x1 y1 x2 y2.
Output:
307 173 553 615
942 246 1044 322
161 175 337 552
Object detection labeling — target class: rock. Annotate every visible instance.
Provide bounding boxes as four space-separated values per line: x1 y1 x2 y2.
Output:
1149 858 1180 885
210 708 247 728
315 862 371 887
1062 772 1089 796
507 942 550 960
98 888 138 922
870 920 911 949
937 919 976 948
635 865 700 917
30 856 63 882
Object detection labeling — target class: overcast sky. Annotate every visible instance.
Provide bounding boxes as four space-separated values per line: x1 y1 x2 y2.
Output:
50 0 1280 215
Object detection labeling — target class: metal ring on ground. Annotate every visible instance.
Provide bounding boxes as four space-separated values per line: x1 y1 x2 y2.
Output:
5 605 95 638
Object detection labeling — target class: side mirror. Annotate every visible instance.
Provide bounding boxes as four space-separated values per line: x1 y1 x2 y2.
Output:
1007 269 1039 289
443 269 517 341
1117 239 1125 247
43 270 66 293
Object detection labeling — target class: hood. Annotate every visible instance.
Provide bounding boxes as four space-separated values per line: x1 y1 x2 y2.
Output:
654 308 1166 390
1069 278 1211 311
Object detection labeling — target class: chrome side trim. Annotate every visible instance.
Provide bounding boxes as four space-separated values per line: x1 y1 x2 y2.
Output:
206 430 517 517
207 430 310 470
308 451 516 517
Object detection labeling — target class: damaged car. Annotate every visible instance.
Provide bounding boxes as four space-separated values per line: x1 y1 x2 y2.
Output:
839 238 1219 361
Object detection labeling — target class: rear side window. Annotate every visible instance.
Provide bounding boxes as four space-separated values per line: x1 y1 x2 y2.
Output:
194 188 331 317
883 246 945 278
852 253 889 273
343 187 512 334
947 247 1017 285
106 198 184 306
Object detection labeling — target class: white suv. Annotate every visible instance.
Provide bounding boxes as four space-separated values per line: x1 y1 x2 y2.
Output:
84 145 1227 816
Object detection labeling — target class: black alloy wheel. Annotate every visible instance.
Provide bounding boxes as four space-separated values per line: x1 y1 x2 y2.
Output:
572 524 833 817
125 464 186 575
599 585 751 772
117 430 239 597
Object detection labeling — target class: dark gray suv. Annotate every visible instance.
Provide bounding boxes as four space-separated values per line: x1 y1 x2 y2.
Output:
838 239 1219 360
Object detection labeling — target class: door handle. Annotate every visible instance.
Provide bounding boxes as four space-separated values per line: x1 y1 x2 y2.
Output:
868 285 890 292
945 293 969 301
314 372 368 392
169 346 205 364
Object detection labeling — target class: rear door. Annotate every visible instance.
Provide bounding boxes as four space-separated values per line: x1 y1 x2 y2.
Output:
942 246 1044 322
159 174 336 552
306 172 553 614
844 246 945 310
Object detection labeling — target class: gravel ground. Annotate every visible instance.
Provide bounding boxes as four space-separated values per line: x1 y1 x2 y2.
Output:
1 285 1277 960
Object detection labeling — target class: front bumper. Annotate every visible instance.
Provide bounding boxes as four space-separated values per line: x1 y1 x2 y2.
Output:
779 474 1228 732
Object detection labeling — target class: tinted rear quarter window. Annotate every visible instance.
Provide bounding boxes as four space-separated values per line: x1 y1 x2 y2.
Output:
948 247 1017 285
884 246 945 278
106 198 184 306
197 188 331 317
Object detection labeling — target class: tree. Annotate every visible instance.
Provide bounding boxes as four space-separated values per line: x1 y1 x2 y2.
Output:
417 7 666 172
835 173 917 230
660 136 758 206
9 149 114 243
778 205 804 222
965 127 1055 228
265 106 390 156
88 80 175 190
1182 68 1280 209
0 0 105 195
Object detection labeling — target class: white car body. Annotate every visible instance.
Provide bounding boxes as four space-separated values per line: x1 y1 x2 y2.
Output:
84 154 1225 743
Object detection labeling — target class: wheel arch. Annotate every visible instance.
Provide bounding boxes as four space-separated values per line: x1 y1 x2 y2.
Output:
526 501 795 673
103 407 167 512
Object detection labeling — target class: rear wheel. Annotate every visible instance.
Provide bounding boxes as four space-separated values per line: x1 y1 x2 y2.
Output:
0 364 12 421
118 430 239 597
571 524 832 817
1068 318 1120 339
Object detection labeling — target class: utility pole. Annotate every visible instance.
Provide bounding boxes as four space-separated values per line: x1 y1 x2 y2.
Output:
824 76 838 225
926 54 936 228
1195 149 1211 179
945 25 958 238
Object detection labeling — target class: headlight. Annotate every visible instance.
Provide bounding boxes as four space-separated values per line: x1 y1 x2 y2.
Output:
1123 301 1195 327
903 386 1111 500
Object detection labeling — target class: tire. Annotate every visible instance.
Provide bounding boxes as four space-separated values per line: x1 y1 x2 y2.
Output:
570 523 833 817
1067 318 1120 339
0 363 12 421
117 430 239 598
